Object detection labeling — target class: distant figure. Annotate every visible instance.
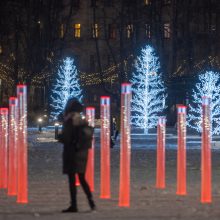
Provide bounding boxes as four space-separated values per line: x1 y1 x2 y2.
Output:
59 98 96 213
110 116 116 148
114 114 120 142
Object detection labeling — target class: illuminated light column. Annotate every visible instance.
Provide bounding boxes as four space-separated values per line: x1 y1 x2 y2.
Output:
119 83 132 207
17 85 28 203
8 97 18 196
100 96 111 199
86 107 95 192
201 96 212 203
176 105 187 195
156 117 166 189
0 108 9 189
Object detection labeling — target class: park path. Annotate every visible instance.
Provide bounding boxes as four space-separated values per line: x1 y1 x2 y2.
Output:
1 129 220 219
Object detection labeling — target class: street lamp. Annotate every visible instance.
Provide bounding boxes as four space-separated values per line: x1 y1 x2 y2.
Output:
54 122 59 140
37 117 43 132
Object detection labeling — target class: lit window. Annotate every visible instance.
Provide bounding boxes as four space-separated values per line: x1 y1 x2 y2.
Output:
144 0 150 5
74 24 81 38
145 24 151 38
127 24 133 39
164 23 171 38
108 24 116 39
60 24 64 38
92 24 99 38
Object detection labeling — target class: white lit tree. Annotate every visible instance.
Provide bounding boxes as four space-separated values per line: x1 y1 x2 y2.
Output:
188 71 220 135
51 57 83 119
131 45 166 134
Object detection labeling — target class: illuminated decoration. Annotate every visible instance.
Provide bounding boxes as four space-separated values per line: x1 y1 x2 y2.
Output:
29 55 220 87
188 71 220 135
30 55 134 87
119 83 132 207
51 57 83 119
0 62 15 86
0 108 9 189
86 107 95 192
8 97 18 196
131 45 166 134
176 105 187 195
201 97 212 203
156 117 166 189
17 85 28 203
31 64 119 87
172 56 220 77
100 96 111 199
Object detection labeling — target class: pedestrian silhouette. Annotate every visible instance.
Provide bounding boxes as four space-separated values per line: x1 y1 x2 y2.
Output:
59 98 96 213
114 114 120 142
110 116 116 148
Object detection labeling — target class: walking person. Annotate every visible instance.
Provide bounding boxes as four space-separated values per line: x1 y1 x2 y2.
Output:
59 98 96 213
114 114 120 142
110 116 116 148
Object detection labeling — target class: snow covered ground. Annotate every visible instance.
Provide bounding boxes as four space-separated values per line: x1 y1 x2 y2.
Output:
1 128 220 220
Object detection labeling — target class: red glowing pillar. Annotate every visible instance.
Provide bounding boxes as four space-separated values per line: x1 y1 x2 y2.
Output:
86 107 95 192
201 96 212 203
17 85 28 203
8 97 18 196
100 96 111 199
176 105 187 195
156 117 166 189
119 83 132 207
0 108 9 189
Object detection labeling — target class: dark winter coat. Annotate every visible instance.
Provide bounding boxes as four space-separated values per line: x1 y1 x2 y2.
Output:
61 112 89 174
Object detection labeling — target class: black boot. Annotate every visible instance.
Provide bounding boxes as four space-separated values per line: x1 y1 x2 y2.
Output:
62 206 78 213
88 199 96 211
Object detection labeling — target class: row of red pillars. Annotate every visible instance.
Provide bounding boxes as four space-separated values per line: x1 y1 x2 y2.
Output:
1 85 211 206
0 85 27 203
98 89 211 206
156 96 212 203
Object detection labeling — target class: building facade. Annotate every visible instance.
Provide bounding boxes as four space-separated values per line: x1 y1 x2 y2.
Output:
0 0 219 123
